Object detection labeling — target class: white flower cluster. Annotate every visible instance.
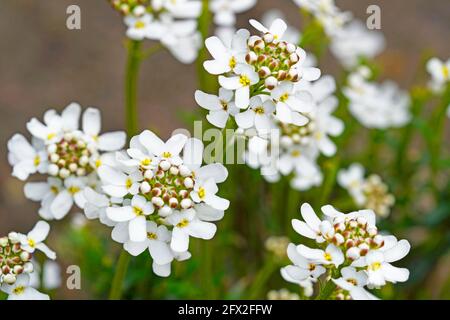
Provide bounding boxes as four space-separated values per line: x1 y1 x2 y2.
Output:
211 0 257 45
196 19 343 190
293 0 352 37
1 221 56 300
343 67 411 129
111 0 203 64
87 130 229 277
7 103 126 221
293 1 385 70
338 164 395 218
426 57 450 93
281 203 411 300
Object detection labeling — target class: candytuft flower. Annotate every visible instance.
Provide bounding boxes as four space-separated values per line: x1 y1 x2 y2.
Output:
8 103 126 221
281 203 411 299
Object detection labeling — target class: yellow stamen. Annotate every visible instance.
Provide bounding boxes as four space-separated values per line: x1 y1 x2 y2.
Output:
324 253 332 261
27 239 36 248
254 106 265 114
162 151 172 158
68 186 80 194
47 133 56 140
229 56 236 69
51 186 59 194
95 159 102 168
198 187 206 199
13 286 25 295
239 75 251 86
141 158 152 166
147 232 157 240
133 206 143 216
291 150 301 157
369 262 382 271
443 65 449 79
126 178 132 189
134 21 145 29
279 93 289 102
34 156 41 167
176 219 189 228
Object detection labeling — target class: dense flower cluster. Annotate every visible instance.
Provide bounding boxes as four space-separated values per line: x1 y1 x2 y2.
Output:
196 19 342 190
8 103 126 221
0 221 55 300
281 203 411 300
343 67 411 129
338 164 395 218
109 0 202 63
86 130 229 276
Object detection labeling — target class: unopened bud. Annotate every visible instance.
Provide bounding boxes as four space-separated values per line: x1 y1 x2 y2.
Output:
346 247 360 260
179 165 191 177
265 76 278 90
140 181 151 194
263 33 274 44
3 273 16 284
159 160 171 171
180 198 192 209
183 177 194 189
144 169 154 180
159 205 172 217
48 164 59 176
151 197 164 208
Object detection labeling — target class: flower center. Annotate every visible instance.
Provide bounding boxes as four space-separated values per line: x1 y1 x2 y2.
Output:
68 186 80 195
370 262 382 271
147 232 157 240
141 158 152 166
133 206 143 216
220 100 228 111
176 219 189 228
126 178 133 189
198 187 206 199
162 151 172 158
442 66 449 79
254 106 265 114
324 253 332 261
135 20 146 29
229 56 236 69
13 286 25 295
239 75 251 86
279 93 289 102
47 133 56 141
347 278 358 286
34 156 41 167
27 239 36 248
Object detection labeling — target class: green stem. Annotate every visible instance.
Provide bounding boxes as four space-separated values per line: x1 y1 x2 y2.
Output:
247 259 277 299
109 251 131 299
316 279 336 300
108 39 143 300
125 40 142 137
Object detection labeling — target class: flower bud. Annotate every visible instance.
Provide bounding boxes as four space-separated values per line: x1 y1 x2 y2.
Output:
144 169 154 180
50 153 60 163
179 165 191 177
169 197 179 208
367 226 377 236
59 168 70 179
8 232 20 244
159 160 171 171
169 166 179 176
265 76 278 90
183 177 194 189
346 246 360 260
23 262 33 273
179 190 189 198
69 163 78 172
13 265 24 275
48 164 59 176
277 70 287 81
253 39 265 52
3 273 16 284
289 52 299 64
20 251 31 262
151 187 162 197
140 181 151 194
180 198 192 209
151 196 164 208
76 168 86 176
247 35 261 48
263 32 274 44
258 66 271 78
47 144 57 154
245 51 257 64
333 233 345 246
159 205 172 217
286 43 296 53
0 237 8 247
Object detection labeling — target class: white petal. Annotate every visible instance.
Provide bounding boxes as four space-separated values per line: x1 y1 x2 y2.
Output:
50 190 73 220
170 228 189 252
384 240 411 263
188 220 217 239
28 221 50 243
107 206 135 222
98 132 126 151
149 241 173 265
24 182 50 201
82 107 101 136
207 110 229 128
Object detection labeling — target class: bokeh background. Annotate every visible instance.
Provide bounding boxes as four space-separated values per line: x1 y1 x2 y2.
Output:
0 0 449 299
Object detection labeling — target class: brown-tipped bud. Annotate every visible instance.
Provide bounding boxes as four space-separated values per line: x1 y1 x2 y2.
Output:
345 239 355 248
162 193 170 202
179 190 189 198
278 41 287 51
247 35 261 48
2 265 11 274
286 43 296 53
151 187 162 197
156 170 165 179
265 76 278 90
289 52 299 64
258 66 271 78
245 52 257 64
253 39 265 52
257 54 267 64
12 243 21 253
13 265 24 275
20 251 31 262
263 32 274 44
10 256 21 264
169 197 179 208
277 70 287 81
269 59 279 70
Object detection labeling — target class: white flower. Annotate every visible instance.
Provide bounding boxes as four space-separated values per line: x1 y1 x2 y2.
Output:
195 88 239 128
139 130 188 165
18 221 56 260
7 134 47 181
219 63 259 109
332 267 379 300
281 243 326 284
271 81 312 125
152 250 192 277
124 11 154 40
191 178 230 210
297 243 344 267
99 167 143 198
1 274 49 300
344 69 411 129
83 187 121 226
249 18 287 42
235 95 275 133
426 57 450 92
204 29 250 75
261 10 300 44
352 238 411 288
9 103 126 220
210 0 257 27
107 195 154 242
167 209 217 252
330 20 385 69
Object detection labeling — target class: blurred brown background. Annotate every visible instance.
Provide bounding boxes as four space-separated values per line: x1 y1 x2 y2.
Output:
1 0 449 234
